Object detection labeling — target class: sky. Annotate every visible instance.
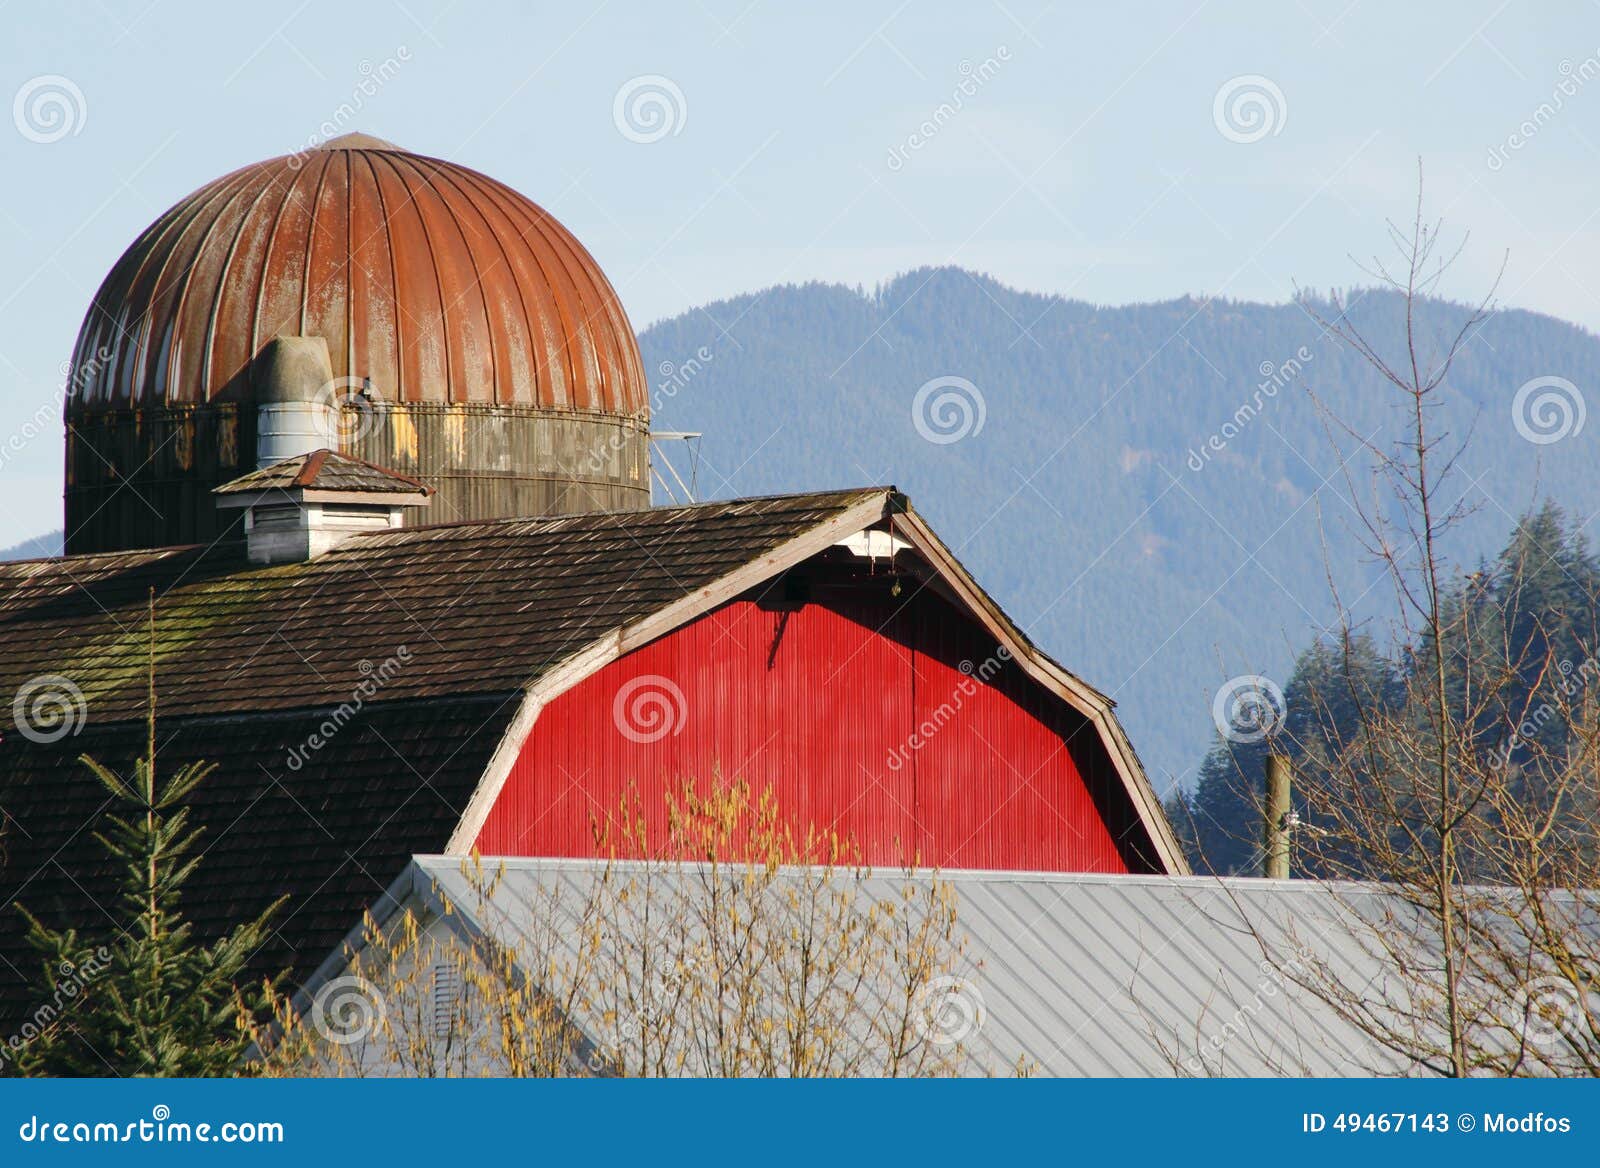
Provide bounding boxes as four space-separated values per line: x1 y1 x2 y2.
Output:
1 0 1599 545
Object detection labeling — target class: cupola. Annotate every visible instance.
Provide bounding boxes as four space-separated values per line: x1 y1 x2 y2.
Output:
213 449 432 565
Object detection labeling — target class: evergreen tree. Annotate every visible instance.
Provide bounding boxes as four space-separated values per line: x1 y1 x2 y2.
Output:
1162 785 1200 869
1186 633 1396 875
1182 503 1600 879
16 598 283 1077
1188 735 1268 875
1496 501 1598 667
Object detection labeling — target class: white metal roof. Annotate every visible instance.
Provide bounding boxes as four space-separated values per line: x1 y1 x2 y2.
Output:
398 858 1421 1076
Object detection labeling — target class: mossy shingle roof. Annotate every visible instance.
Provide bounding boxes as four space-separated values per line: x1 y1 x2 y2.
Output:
0 489 891 1028
0 488 889 723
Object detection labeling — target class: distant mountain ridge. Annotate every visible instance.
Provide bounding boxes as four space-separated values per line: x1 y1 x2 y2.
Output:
0 532 60 561
10 269 1597 787
639 267 1600 788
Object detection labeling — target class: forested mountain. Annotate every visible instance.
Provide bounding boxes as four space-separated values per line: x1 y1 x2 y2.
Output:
0 533 59 561
639 267 1600 788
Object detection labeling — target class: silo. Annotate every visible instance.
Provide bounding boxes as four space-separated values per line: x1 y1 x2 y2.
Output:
63 133 650 554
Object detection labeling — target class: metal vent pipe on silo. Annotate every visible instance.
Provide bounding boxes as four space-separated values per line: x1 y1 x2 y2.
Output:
254 337 338 468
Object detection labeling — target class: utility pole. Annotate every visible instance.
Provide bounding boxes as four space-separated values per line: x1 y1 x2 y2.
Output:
1263 753 1293 879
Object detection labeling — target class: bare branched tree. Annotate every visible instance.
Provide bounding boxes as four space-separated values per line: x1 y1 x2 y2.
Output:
1250 168 1600 1076
253 778 975 1077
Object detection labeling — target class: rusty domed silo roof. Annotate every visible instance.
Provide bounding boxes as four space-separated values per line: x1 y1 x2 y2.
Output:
66 134 646 416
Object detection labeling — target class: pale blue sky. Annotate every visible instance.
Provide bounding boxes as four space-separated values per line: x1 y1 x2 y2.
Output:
1 0 1597 544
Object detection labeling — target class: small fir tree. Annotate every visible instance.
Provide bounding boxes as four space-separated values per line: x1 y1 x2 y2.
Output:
16 593 283 1076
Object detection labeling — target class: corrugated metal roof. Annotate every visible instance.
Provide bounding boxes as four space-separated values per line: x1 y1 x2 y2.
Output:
66 138 647 415
402 858 1416 1076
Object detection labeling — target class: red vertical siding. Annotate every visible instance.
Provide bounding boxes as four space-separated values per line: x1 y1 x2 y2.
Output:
474 581 1149 872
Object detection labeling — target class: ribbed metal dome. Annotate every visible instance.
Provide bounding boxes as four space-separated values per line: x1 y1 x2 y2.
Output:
63 135 652 555
67 134 646 414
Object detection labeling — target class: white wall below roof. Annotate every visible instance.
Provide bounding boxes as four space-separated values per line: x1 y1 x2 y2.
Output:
287 905 520 1078
243 501 403 565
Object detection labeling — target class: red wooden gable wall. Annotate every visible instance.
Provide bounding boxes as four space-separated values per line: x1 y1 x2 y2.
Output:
474 567 1157 872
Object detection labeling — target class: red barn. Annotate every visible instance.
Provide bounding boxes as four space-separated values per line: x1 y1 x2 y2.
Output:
476 593 1133 869
462 489 1174 873
0 481 1182 1018
0 136 1183 1027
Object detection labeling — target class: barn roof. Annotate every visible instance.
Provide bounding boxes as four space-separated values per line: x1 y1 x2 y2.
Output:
0 490 893 1020
0 488 886 723
0 486 1185 1026
350 858 1403 1076
362 857 1597 1077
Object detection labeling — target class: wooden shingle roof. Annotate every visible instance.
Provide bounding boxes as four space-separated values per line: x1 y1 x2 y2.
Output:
0 488 892 724
212 449 434 497
0 488 895 1026
0 700 515 1033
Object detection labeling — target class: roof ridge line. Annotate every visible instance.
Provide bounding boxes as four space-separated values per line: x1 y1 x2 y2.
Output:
292 448 330 487
328 484 899 543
